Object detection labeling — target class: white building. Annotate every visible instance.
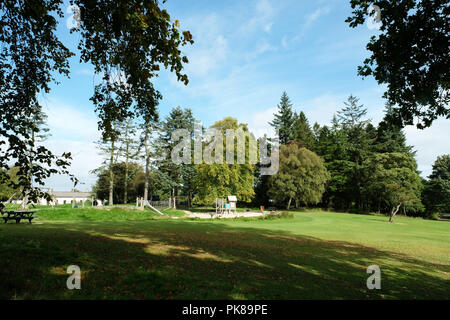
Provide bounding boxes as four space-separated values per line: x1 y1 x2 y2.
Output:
38 190 101 206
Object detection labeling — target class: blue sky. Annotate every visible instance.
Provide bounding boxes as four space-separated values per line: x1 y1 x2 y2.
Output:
41 0 450 190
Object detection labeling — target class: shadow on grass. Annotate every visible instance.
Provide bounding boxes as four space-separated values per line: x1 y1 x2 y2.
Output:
0 220 448 299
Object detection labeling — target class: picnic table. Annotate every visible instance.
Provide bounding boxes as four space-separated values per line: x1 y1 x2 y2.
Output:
1 210 37 224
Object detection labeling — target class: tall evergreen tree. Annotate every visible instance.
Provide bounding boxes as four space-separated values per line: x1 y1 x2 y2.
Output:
376 104 414 155
21 109 52 208
140 116 160 203
314 120 352 209
93 121 120 205
422 154 450 215
292 111 315 150
269 92 295 145
337 95 376 210
155 107 196 204
118 119 140 203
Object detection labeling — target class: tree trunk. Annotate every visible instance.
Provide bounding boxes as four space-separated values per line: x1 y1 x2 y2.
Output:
188 190 192 208
389 203 401 223
124 145 129 204
143 124 150 203
287 197 292 210
109 139 115 206
23 130 35 209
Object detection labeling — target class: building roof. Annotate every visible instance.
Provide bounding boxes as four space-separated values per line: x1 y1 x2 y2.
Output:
50 191 93 198
227 195 237 202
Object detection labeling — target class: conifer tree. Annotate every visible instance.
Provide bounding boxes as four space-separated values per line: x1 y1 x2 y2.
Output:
118 119 140 204
292 111 315 150
269 92 295 145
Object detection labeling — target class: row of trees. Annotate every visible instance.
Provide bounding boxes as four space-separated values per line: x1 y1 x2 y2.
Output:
1 0 447 209
92 92 449 220
259 92 449 219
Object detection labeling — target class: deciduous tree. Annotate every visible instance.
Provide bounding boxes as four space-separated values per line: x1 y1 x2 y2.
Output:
346 0 449 128
269 143 328 209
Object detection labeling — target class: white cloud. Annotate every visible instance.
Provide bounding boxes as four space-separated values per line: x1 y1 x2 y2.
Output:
243 0 275 34
247 106 278 139
304 6 331 29
404 119 450 178
43 98 100 141
282 5 331 48
44 139 103 190
39 98 103 190
76 68 94 76
185 35 228 77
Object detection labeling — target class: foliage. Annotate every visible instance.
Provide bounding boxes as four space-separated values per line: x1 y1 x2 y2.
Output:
336 95 376 210
73 0 194 138
269 143 329 209
292 111 315 150
422 154 450 214
269 92 295 145
375 104 414 155
94 161 146 204
154 107 197 200
346 0 449 128
118 119 140 203
0 167 21 202
194 118 256 205
362 152 423 221
0 0 75 202
0 0 193 201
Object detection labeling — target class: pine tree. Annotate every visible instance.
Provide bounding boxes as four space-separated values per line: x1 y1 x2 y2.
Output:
314 121 352 209
422 154 450 215
336 96 376 210
269 92 295 145
292 111 315 150
22 109 51 208
93 121 120 205
155 107 196 204
376 104 414 155
118 119 140 204
337 95 368 129
139 117 160 203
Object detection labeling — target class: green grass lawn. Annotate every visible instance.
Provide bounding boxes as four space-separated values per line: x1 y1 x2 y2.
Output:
0 208 448 299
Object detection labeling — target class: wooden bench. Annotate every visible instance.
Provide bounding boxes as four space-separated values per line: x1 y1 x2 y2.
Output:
2 210 36 224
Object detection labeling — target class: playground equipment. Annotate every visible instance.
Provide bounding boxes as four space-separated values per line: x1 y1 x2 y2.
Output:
136 197 164 215
215 196 237 215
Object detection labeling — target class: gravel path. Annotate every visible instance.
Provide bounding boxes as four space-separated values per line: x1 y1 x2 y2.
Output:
183 210 273 219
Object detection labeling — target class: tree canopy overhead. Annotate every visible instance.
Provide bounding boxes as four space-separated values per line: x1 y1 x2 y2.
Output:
0 0 193 200
346 0 449 128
